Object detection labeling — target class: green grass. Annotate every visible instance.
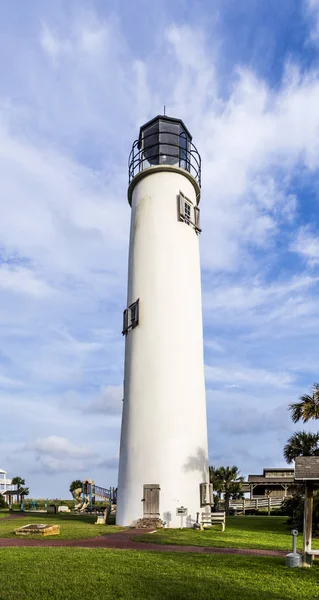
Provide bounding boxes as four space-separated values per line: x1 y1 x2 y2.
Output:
0 513 8 519
135 516 319 552
0 548 318 600
0 512 124 540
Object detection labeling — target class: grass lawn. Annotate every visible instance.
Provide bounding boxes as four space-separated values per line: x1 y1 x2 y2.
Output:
0 548 318 600
135 516 319 552
0 513 8 519
0 512 124 540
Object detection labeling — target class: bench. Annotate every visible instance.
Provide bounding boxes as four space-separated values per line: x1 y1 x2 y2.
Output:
201 511 226 532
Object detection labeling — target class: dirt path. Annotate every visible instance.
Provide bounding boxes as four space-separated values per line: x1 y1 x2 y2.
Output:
0 527 286 557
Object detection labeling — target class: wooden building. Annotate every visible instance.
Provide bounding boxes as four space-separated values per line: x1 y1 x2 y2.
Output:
244 468 296 499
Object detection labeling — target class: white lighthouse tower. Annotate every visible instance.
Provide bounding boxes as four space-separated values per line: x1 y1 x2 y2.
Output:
116 115 211 528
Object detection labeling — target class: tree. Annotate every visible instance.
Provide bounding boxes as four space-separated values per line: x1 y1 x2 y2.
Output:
210 466 244 514
70 480 83 497
11 476 26 505
289 383 319 423
283 431 319 463
209 466 224 508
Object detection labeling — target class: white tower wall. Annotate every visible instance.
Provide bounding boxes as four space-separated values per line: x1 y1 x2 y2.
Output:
117 167 209 528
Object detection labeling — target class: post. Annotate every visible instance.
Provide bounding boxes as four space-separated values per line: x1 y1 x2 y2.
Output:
268 495 271 517
302 483 314 567
243 498 245 515
255 498 258 511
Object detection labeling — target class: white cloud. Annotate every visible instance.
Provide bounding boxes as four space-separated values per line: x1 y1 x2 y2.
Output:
85 385 123 415
0 265 53 296
291 226 319 265
205 364 295 388
25 435 96 458
305 0 319 41
33 455 89 474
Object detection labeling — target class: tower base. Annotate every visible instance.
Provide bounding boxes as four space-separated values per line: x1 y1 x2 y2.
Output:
136 517 163 529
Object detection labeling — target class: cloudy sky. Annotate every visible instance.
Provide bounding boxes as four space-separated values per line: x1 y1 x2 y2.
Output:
2 0 319 498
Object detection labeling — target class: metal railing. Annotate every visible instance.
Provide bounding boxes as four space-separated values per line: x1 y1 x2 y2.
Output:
128 129 201 187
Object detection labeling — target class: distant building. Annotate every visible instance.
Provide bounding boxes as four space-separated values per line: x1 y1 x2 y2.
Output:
243 468 296 499
0 469 14 494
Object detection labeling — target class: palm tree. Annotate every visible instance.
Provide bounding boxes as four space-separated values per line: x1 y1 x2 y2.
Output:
283 431 319 463
209 466 224 508
70 480 83 497
11 476 26 506
210 466 244 514
289 384 319 423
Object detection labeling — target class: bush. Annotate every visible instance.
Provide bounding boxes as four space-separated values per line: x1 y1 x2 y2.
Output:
281 489 319 533
0 494 8 509
9 503 21 511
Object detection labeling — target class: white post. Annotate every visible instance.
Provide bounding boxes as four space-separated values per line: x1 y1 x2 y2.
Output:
302 484 314 567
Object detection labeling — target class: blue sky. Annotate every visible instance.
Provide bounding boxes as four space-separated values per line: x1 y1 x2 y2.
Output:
2 0 319 498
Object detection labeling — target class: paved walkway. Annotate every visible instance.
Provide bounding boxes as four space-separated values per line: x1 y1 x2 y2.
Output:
0 520 286 556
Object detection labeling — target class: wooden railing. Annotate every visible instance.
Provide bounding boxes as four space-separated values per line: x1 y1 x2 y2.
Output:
217 497 285 513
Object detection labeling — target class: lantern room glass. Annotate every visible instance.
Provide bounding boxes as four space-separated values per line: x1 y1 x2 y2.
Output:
128 115 201 188
140 118 191 171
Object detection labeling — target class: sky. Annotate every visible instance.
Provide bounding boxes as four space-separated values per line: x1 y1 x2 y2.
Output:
1 0 319 498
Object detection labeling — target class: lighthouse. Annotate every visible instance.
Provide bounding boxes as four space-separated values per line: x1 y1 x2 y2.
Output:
116 115 211 528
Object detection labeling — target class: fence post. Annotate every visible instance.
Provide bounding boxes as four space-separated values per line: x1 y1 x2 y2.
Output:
243 498 245 515
255 498 258 511
268 496 271 516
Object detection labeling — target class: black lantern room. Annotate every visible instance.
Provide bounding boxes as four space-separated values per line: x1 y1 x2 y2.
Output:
128 115 201 187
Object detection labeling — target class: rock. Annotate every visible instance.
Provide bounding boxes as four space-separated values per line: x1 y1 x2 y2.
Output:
135 518 162 528
15 524 60 536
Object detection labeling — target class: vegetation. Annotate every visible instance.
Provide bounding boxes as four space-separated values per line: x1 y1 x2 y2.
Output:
69 480 82 496
0 512 123 540
10 476 29 506
0 548 318 600
135 516 319 551
283 431 319 463
209 466 244 513
289 383 319 423
0 494 8 509
283 383 319 532
281 490 319 533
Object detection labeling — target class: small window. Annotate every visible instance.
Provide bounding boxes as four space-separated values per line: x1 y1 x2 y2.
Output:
122 299 140 335
178 191 201 234
184 201 191 222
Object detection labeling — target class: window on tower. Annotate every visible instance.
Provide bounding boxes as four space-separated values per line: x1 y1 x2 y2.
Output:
184 200 191 222
178 191 201 234
122 299 140 335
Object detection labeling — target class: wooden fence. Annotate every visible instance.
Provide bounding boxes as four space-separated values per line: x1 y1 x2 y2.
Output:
218 497 285 514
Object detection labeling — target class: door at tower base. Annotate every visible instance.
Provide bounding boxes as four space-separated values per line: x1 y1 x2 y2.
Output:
135 484 163 529
143 484 160 518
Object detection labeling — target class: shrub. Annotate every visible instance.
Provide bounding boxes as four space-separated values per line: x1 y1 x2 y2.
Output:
0 494 8 509
281 489 319 533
